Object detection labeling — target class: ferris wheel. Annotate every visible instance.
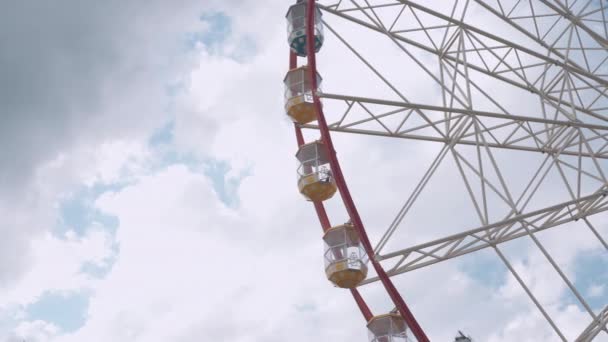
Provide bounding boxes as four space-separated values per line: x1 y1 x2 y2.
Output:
283 0 608 341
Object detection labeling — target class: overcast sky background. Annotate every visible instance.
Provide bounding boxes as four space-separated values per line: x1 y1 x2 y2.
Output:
0 0 607 341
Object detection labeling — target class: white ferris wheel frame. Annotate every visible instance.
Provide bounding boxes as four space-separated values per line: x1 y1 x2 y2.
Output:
302 0 608 340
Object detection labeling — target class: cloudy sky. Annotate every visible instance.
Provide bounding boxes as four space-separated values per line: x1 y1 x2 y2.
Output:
0 0 607 341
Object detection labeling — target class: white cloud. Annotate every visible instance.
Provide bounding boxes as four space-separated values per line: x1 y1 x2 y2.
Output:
0 0 210 292
49 165 366 342
589 283 606 299
1 0 607 341
7 320 60 342
0 228 114 310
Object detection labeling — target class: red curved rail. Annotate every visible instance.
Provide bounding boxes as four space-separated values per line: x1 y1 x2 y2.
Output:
302 1 431 340
291 52 374 322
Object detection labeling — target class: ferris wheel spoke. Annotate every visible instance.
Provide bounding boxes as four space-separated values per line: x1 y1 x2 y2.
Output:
583 217 608 251
306 93 608 157
460 121 608 236
451 145 491 225
493 246 569 341
515 206 601 325
576 128 608 182
322 19 451 137
327 0 343 11
451 148 511 223
413 125 583 331
400 0 605 82
412 173 606 263
476 0 606 64
360 0 391 31
541 0 608 49
309 95 608 259
324 7 475 111
320 2 608 123
288 1 608 337
374 145 451 254
358 189 608 283
576 304 608 341
333 1 402 13
404 3 441 51
558 158 604 184
447 119 608 321
547 129 608 216
509 127 601 218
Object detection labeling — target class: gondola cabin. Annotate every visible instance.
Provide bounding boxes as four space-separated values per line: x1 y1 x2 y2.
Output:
367 313 410 342
284 66 322 124
323 223 368 288
296 140 337 202
286 0 324 57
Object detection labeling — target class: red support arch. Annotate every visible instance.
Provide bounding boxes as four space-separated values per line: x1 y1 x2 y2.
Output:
291 52 373 323
302 0 430 340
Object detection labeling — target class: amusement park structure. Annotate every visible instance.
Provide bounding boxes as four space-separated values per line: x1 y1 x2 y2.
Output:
455 331 473 342
283 0 608 340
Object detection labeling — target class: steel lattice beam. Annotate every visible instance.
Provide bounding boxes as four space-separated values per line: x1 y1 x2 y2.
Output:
576 305 608 342
539 0 608 50
319 2 608 123
359 189 608 285
313 0 608 339
302 93 608 158
473 0 608 64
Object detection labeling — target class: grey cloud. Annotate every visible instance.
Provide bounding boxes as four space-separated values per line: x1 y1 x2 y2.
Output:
0 0 214 290
0 1 189 195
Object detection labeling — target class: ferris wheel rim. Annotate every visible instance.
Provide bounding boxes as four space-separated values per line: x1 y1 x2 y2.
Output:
286 0 432 340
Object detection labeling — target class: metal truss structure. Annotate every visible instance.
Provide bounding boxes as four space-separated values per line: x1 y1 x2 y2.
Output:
295 0 608 340
579 305 608 341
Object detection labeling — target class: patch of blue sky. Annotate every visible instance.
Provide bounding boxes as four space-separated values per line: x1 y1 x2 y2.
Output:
183 12 231 51
79 250 118 279
56 183 123 238
25 290 90 333
148 120 175 147
147 119 249 208
460 237 540 292
203 159 250 208
158 153 248 208
181 11 257 61
164 79 187 98
459 250 507 290
0 306 18 337
146 120 196 169
56 183 121 280
570 250 608 311
224 34 258 63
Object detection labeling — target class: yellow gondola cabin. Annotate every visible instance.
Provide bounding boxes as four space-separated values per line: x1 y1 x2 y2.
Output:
367 313 410 342
296 140 337 202
323 223 368 288
284 65 322 124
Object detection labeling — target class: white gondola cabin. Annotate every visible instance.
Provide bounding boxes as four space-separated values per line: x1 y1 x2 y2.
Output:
296 140 336 202
367 313 410 342
323 223 368 288
284 66 322 124
286 0 324 57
